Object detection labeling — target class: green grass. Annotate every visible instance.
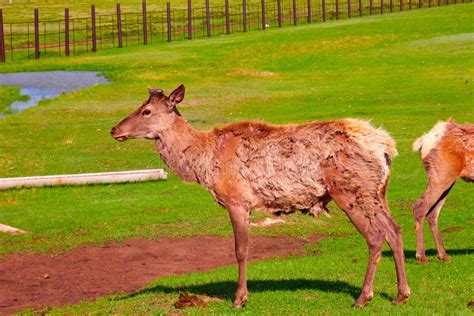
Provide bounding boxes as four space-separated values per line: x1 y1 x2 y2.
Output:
1 4 473 314
0 86 28 114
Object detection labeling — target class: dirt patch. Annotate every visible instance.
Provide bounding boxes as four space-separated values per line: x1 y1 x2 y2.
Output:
0 235 323 314
174 292 208 309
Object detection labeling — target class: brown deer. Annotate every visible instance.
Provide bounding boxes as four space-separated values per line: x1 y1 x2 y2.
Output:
110 85 410 308
412 120 473 263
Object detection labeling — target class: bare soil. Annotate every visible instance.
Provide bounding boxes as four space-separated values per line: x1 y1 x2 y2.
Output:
0 235 324 314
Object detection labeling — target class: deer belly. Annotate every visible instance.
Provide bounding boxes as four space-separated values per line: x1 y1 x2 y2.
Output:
250 175 327 211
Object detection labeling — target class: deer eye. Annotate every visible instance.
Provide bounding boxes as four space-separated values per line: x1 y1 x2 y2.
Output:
142 109 152 116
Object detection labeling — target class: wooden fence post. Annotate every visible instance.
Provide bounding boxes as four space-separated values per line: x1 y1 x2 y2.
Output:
335 0 339 19
370 0 374 13
226 0 230 33
243 0 247 32
390 0 393 11
0 9 6 63
359 0 363 15
34 8 40 59
293 0 297 25
437 0 441 6
418 0 422 8
409 0 412 9
308 0 312 23
142 0 148 45
277 0 282 26
381 0 384 13
187 0 192 39
116 4 122 48
261 0 266 30
91 5 97 52
322 0 327 21
166 2 172 42
206 0 211 37
64 8 70 56
400 0 403 10
348 0 351 18
428 0 431 7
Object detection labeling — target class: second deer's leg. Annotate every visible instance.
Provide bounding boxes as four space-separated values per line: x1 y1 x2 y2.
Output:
426 193 451 261
413 179 455 263
228 205 250 307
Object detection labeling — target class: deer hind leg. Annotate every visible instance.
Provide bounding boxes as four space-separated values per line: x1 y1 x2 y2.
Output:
413 178 455 263
329 192 387 307
378 206 410 304
355 226 385 308
426 188 453 261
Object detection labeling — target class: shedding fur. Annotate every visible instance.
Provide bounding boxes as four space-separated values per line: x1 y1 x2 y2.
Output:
111 85 410 308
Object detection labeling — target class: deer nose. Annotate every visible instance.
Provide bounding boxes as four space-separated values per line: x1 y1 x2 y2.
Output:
110 127 117 136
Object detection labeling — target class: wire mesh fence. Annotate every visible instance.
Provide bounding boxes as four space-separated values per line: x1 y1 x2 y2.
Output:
0 0 471 62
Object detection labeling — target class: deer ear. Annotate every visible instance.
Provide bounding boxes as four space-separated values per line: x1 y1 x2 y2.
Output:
168 84 185 108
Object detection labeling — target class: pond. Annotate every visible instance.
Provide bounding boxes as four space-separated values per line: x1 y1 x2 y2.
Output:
0 71 110 118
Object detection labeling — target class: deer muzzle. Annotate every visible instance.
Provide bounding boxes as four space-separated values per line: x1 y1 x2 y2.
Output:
110 126 129 142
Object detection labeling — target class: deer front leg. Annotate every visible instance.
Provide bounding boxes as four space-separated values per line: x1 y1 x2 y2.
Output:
228 205 250 308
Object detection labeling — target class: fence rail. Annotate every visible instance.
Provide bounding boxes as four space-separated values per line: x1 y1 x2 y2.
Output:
0 0 471 62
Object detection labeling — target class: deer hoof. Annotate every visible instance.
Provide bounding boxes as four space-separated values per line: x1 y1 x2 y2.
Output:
416 256 429 264
351 302 367 309
438 255 451 262
392 293 410 305
352 294 372 308
233 292 248 308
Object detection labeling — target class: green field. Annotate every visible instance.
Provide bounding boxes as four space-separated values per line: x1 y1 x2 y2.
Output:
0 3 473 314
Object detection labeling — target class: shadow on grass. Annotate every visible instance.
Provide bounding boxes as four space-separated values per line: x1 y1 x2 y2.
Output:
123 278 393 303
382 248 474 259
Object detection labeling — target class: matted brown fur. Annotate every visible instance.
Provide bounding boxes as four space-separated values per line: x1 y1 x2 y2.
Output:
413 120 473 263
111 85 410 308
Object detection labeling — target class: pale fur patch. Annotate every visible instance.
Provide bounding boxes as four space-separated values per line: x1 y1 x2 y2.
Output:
412 121 448 159
343 119 398 176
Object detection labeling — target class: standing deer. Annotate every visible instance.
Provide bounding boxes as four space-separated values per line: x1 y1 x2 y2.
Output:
412 120 473 263
110 85 410 308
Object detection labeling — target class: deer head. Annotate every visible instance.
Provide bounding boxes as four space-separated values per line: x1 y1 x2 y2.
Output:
110 84 185 141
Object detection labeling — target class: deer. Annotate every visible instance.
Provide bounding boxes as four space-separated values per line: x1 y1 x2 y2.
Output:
110 84 410 308
412 120 473 263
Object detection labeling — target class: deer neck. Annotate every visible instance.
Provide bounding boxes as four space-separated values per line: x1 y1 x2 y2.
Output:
154 115 215 184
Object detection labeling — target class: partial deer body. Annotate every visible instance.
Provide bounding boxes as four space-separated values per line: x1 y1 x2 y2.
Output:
412 120 473 263
111 85 410 308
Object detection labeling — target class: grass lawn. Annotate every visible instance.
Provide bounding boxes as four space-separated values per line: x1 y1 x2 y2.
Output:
0 3 473 314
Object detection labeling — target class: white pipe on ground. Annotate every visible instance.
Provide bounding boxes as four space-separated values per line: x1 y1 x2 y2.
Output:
0 224 26 234
0 169 167 190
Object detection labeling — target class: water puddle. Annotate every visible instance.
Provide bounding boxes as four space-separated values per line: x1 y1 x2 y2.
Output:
0 71 110 118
